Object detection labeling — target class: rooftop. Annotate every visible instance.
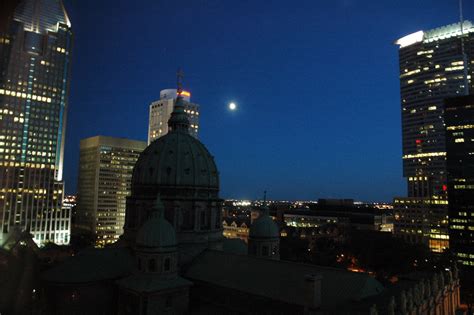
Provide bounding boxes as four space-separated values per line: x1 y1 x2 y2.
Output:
42 247 133 284
185 250 384 311
14 0 71 34
395 20 474 48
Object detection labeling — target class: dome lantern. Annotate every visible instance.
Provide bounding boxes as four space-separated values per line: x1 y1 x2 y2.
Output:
168 68 190 133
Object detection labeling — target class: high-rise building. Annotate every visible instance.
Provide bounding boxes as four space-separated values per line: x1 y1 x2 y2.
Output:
75 136 146 246
395 21 474 198
393 21 474 251
445 95 474 267
148 88 199 143
0 0 72 246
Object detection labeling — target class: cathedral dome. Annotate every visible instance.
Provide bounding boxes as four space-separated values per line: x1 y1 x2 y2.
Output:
249 207 279 239
136 198 176 249
132 133 219 190
131 96 219 192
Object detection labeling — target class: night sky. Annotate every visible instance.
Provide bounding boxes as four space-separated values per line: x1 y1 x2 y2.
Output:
63 0 474 202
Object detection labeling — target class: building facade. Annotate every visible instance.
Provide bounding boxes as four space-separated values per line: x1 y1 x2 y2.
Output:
393 197 449 253
0 0 72 246
75 136 146 246
394 21 474 251
148 89 199 143
222 217 250 242
396 21 474 198
445 95 474 268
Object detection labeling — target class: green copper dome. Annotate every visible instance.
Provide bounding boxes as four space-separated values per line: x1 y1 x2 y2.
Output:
249 207 279 239
136 197 176 249
132 96 219 191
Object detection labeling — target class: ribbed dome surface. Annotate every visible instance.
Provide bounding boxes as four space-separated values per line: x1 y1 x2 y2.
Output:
249 215 279 239
132 132 219 190
136 211 176 248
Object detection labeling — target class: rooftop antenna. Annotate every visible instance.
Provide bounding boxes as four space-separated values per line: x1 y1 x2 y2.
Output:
460 0 470 95
177 68 184 95
263 190 267 204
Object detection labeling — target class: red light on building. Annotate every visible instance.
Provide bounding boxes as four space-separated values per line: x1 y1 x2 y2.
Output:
442 185 447 191
416 139 423 144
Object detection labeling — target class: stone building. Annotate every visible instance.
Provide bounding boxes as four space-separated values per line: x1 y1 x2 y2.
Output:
123 89 222 265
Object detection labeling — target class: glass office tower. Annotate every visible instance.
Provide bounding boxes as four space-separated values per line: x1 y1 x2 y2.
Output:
0 0 72 246
445 95 474 267
396 21 474 198
394 21 474 252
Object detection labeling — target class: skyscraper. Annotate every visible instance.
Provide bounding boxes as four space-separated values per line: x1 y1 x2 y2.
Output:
445 94 474 267
393 21 474 252
0 0 72 246
395 21 474 198
148 88 199 144
75 136 146 246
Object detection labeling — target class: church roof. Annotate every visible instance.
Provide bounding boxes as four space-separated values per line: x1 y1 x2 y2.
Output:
117 273 192 293
42 247 133 284
185 250 384 310
222 238 248 255
131 125 219 191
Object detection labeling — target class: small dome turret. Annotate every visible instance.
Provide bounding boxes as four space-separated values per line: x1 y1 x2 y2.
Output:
136 197 176 250
248 199 280 260
249 205 279 239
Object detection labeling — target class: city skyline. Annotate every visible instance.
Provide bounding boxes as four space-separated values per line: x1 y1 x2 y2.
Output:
63 1 474 202
1 2 472 313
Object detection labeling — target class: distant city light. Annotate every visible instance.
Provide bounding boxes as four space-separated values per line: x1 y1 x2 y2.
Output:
232 200 251 206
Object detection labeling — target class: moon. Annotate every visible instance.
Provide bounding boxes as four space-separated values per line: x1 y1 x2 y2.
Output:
229 102 237 111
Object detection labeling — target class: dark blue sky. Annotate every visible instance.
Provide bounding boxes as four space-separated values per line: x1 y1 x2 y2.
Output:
63 0 473 202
